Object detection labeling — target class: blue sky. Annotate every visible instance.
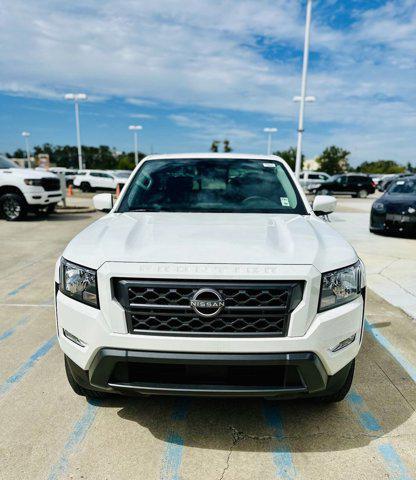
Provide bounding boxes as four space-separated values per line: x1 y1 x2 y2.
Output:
0 0 415 166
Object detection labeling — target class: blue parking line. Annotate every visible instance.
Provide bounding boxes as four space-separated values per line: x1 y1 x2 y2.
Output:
347 389 412 479
160 432 185 480
160 398 191 480
48 400 100 480
7 281 32 297
347 390 381 432
365 320 416 383
0 336 56 398
378 444 413 480
263 402 297 480
0 316 30 342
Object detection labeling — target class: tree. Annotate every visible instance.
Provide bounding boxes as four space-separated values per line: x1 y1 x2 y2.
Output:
210 140 233 152
317 146 350 175
223 140 232 152
355 160 405 174
3 143 146 170
273 147 304 172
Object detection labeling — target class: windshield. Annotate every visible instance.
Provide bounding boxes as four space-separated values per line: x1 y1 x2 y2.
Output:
0 156 20 169
388 178 416 195
117 158 307 214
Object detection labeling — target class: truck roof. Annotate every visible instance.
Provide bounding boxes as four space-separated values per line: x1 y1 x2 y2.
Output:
142 153 285 162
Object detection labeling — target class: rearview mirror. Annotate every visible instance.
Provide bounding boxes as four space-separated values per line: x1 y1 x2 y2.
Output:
93 193 113 213
313 195 336 216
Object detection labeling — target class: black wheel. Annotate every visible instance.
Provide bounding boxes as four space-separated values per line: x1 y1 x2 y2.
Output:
80 182 92 192
46 203 57 214
357 189 368 199
320 189 331 196
0 193 27 221
315 359 355 403
65 355 110 399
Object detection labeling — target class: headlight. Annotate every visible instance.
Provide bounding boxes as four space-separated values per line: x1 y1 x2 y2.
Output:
309 183 321 190
373 202 386 213
24 179 42 186
319 262 361 312
59 258 98 308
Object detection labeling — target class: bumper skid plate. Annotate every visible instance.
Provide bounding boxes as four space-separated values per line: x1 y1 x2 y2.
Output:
67 349 340 398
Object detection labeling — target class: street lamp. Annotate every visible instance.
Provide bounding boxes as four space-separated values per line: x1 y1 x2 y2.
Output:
21 131 31 168
294 0 313 179
128 125 143 165
263 128 278 155
65 93 87 170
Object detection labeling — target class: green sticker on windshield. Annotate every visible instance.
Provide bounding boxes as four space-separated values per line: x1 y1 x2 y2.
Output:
280 197 290 206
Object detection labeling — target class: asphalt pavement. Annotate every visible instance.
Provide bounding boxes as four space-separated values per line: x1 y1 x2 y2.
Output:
1 197 415 480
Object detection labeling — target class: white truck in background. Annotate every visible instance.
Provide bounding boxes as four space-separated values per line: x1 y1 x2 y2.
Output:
0 156 62 221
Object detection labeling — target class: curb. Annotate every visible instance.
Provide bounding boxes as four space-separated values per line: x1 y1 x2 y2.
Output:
55 207 96 215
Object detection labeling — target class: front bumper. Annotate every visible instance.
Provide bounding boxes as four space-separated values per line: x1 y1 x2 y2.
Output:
371 210 416 234
66 349 355 398
24 189 63 206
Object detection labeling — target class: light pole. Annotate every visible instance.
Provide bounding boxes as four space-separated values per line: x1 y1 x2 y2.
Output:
294 0 313 179
264 128 278 155
128 125 143 165
21 131 31 168
65 93 87 170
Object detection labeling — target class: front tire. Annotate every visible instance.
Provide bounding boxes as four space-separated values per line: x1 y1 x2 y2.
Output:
80 182 93 193
65 355 110 399
320 189 331 196
0 193 27 221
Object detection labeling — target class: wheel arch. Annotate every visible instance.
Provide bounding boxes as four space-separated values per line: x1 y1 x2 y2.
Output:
0 185 25 197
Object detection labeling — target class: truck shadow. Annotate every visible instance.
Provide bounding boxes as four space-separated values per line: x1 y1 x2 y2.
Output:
98 331 415 454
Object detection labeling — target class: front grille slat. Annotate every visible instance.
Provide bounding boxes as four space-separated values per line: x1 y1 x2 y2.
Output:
114 280 303 337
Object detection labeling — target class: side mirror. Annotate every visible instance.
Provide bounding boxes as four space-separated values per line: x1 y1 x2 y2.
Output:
93 193 113 213
313 195 337 216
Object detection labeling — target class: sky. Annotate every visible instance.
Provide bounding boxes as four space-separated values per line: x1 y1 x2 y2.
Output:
0 0 415 166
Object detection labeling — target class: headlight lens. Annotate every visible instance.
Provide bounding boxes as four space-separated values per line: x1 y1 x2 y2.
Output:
319 262 361 312
24 179 42 186
59 258 98 308
373 202 386 213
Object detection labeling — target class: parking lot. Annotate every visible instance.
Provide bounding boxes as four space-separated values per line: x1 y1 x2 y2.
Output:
1 195 416 480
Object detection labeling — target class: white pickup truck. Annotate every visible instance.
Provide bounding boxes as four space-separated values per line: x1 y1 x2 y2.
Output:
0 156 63 221
56 153 366 403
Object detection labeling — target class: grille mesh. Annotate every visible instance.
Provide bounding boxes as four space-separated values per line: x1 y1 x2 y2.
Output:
41 177 60 191
114 280 303 336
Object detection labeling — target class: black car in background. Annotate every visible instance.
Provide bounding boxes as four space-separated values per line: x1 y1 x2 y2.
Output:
370 176 416 236
308 174 376 198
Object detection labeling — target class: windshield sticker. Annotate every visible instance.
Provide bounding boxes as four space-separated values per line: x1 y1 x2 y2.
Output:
263 163 275 168
396 181 405 185
280 197 290 207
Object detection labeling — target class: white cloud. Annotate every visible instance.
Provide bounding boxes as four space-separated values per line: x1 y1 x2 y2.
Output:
129 113 154 119
0 0 415 162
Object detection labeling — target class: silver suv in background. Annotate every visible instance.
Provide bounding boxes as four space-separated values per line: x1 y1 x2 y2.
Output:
300 171 330 191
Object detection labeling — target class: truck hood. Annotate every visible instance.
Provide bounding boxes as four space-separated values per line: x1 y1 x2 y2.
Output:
1 168 58 178
63 212 357 273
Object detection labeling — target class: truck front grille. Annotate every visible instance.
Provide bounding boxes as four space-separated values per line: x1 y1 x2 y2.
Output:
114 280 303 337
41 177 61 191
